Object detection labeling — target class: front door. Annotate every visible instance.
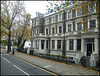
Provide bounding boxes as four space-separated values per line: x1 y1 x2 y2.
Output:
87 44 92 56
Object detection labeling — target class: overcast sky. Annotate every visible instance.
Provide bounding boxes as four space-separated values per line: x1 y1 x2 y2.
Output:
24 1 48 18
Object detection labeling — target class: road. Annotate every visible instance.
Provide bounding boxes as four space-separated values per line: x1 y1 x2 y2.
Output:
1 51 56 75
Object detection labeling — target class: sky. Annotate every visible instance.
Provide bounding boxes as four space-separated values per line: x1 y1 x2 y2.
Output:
24 1 48 18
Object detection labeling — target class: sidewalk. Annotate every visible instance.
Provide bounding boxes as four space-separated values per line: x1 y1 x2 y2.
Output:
1 49 99 75
11 51 99 75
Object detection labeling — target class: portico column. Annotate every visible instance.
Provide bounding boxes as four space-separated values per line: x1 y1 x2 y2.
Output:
67 39 69 51
39 40 41 51
61 40 63 50
50 40 52 49
34 40 36 49
74 39 77 51
95 38 99 54
81 38 84 52
55 40 57 50
44 40 46 50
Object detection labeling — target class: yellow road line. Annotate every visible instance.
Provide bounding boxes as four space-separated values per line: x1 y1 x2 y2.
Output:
12 55 57 76
2 51 57 76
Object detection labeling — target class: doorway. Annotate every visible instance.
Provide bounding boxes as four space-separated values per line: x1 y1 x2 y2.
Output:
87 44 92 56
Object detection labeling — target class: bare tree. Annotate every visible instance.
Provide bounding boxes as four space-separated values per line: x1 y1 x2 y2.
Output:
1 1 25 53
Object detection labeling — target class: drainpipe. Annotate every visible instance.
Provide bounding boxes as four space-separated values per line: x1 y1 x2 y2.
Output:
63 11 66 56
49 38 50 54
62 1 66 56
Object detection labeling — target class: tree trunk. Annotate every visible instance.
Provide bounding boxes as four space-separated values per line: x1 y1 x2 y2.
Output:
7 27 11 53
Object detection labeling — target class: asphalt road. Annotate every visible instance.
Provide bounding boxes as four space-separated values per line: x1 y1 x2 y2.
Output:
1 51 55 75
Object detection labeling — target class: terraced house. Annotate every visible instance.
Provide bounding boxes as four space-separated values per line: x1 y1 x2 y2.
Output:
30 1 99 67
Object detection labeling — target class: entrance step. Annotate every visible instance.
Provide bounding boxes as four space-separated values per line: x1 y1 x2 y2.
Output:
80 56 90 67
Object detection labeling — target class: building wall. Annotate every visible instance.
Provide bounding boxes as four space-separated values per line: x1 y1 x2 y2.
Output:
30 1 99 64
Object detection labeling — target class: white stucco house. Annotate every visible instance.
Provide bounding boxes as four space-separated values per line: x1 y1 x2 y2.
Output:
30 1 99 67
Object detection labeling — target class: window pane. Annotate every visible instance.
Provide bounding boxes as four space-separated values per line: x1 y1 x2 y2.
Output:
52 40 55 49
32 29 34 36
77 23 82 31
68 24 71 32
68 11 71 19
52 17 55 23
46 29 48 34
57 40 61 49
52 27 55 33
41 40 45 49
59 26 62 33
90 20 96 28
77 39 81 50
77 8 82 16
36 20 39 25
89 2 95 13
69 39 73 50
59 14 61 21
31 41 33 48
46 40 48 49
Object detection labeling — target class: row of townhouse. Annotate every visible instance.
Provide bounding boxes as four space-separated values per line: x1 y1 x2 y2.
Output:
30 1 99 67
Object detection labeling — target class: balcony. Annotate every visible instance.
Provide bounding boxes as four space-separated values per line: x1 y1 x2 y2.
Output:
81 28 99 34
50 33 64 37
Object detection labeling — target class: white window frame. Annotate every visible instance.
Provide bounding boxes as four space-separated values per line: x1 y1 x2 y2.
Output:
69 39 74 50
67 10 72 19
66 21 73 32
75 19 83 31
51 25 56 34
46 28 49 34
51 27 55 34
88 18 97 29
57 40 61 50
52 15 56 23
88 2 96 14
45 18 49 25
57 23 63 33
32 20 35 27
36 28 39 34
32 28 34 36
36 18 39 26
58 13 62 22
76 7 82 17
45 27 49 34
